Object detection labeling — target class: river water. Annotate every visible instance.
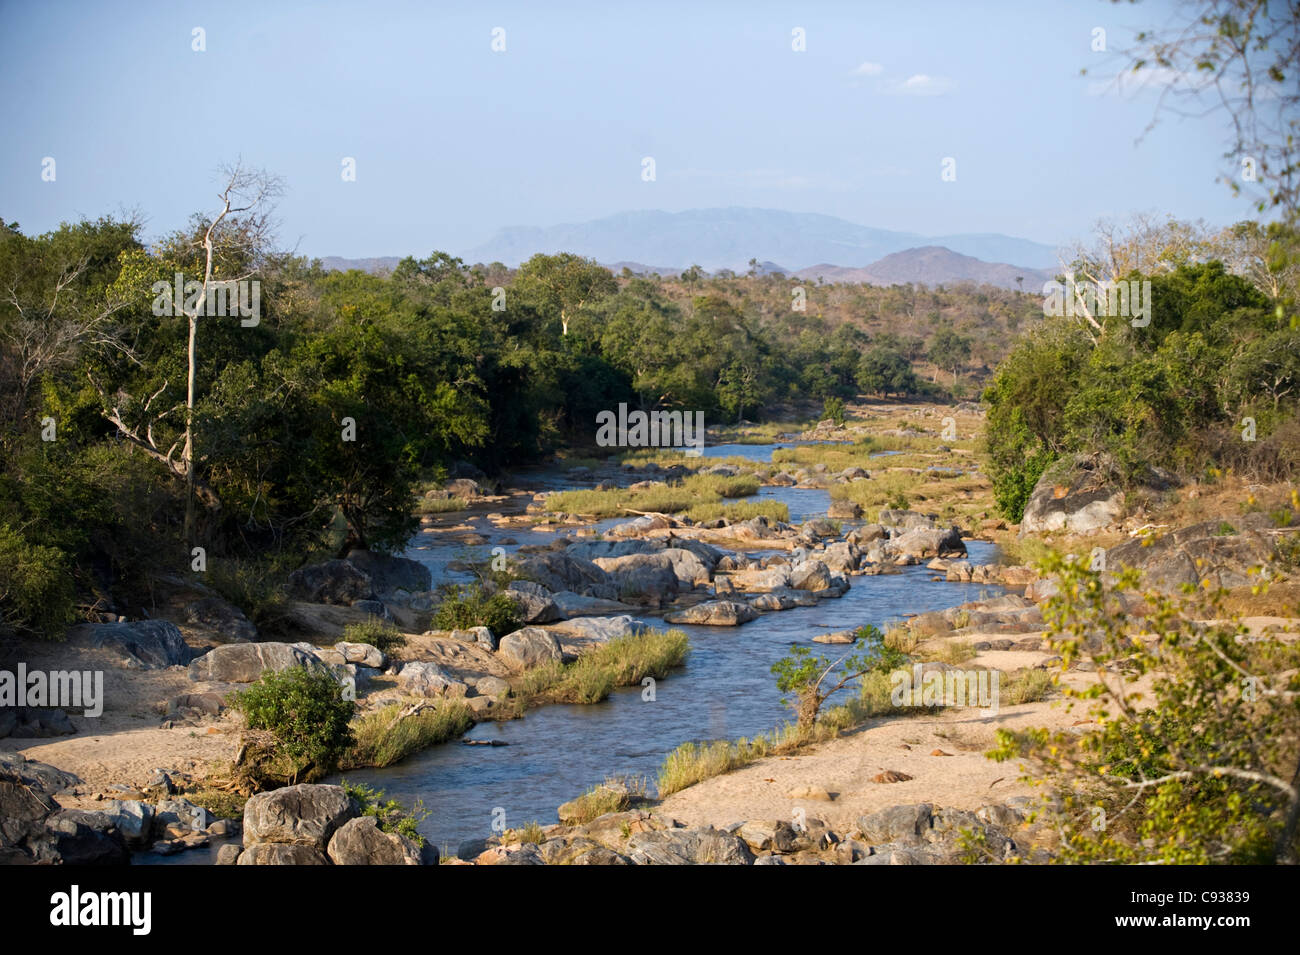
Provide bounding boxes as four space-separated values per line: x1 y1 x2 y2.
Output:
332 442 1006 855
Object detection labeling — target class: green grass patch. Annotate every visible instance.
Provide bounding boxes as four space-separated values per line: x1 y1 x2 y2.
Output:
513 628 689 705
346 699 475 768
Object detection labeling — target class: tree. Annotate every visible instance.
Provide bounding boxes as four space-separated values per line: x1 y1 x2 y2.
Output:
856 346 918 398
1100 0 1300 219
927 326 972 384
771 626 903 728
514 252 616 336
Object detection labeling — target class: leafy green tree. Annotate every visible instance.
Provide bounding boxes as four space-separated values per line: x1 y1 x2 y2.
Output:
856 346 918 397
771 626 903 727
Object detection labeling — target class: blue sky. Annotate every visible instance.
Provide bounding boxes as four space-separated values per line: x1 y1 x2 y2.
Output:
0 0 1251 259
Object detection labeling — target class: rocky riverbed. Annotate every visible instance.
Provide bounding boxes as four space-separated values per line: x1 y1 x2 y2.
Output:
5 403 1297 865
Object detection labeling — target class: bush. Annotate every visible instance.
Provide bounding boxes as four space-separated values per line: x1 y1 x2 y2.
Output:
230 666 355 780
771 625 904 727
432 583 521 635
989 551 1300 863
822 396 846 427
0 523 76 640
341 781 429 846
342 616 406 654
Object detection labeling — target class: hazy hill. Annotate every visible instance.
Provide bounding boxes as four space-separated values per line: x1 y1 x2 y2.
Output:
461 207 1057 272
795 247 1054 290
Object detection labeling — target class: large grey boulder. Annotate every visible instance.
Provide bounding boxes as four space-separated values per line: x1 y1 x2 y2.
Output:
87 620 196 669
885 526 967 559
1105 520 1282 592
187 642 330 683
504 583 562 624
237 843 329 865
626 827 754 865
514 553 618 600
397 661 468 698
243 784 358 850
664 600 759 626
545 615 648 642
660 548 713 587
0 752 79 860
591 553 679 603
344 550 432 596
90 799 154 847
29 810 129 864
327 815 424 865
858 804 933 845
727 567 793 592
287 559 374 605
498 627 564 669
1020 455 1124 536
790 559 833 592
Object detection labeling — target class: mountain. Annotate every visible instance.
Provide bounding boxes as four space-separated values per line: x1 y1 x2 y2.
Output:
317 255 403 274
461 207 1058 272
795 247 1053 290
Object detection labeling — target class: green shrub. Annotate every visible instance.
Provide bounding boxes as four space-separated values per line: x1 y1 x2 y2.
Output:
432 583 521 635
0 523 76 640
342 780 429 846
230 666 355 779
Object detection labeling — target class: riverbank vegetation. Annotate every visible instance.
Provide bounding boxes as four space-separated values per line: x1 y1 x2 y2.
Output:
513 629 690 705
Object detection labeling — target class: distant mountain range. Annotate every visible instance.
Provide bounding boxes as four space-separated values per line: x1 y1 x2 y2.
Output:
319 207 1060 290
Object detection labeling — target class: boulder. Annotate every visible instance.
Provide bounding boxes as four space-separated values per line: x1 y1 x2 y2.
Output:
827 500 862 520
89 799 154 847
503 585 561 624
790 560 833 592
182 597 258 642
625 827 754 865
343 550 432 595
592 552 679 603
886 526 966 559
545 615 648 642
327 815 423 865
514 553 618 600
858 804 932 845
728 567 792 592
451 626 497 650
243 784 358 850
236 843 329 865
497 627 564 669
86 620 196 669
0 753 79 859
664 600 759 626
549 591 636 617
1020 455 1124 536
398 662 468 698
286 559 374 605
660 547 713 588
1105 521 1281 592
187 641 331 683
334 641 386 669
30 810 129 865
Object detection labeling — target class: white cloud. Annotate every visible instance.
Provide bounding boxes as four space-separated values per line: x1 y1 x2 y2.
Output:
1086 65 1213 97
852 61 884 76
889 73 954 96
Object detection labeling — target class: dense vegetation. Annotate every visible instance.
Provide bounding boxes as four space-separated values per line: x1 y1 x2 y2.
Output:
0 211 1030 639
984 224 1300 520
